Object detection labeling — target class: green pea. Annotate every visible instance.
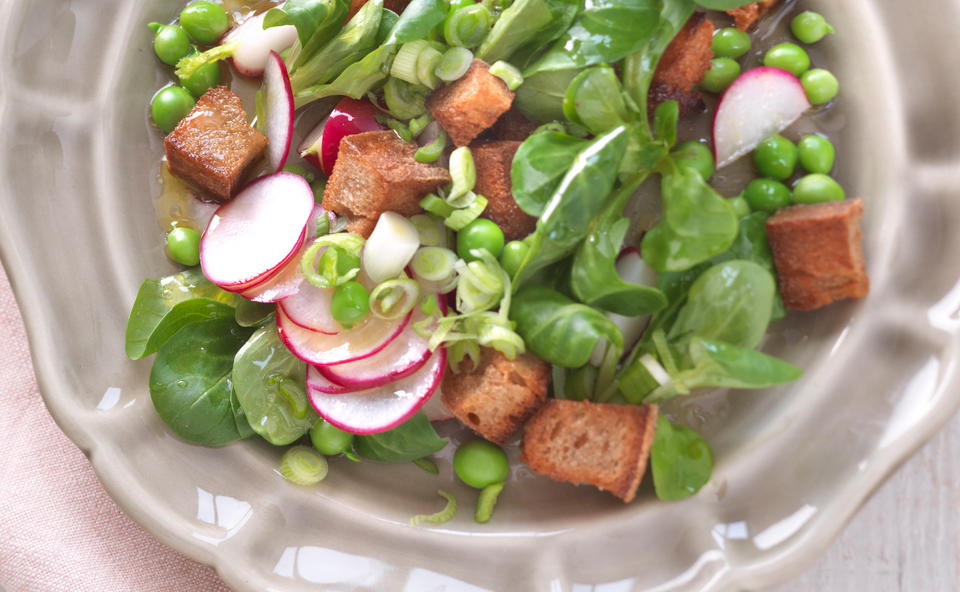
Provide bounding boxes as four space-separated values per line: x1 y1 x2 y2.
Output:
791 11 834 44
701 58 741 94
151 23 193 66
179 1 230 45
797 135 836 174
711 27 751 59
331 281 370 329
453 439 509 489
499 240 529 277
166 227 201 266
753 135 798 180
729 195 751 218
310 420 354 456
763 43 811 76
151 86 195 133
801 69 839 105
793 174 845 204
180 59 220 98
457 218 505 262
744 178 792 213
671 140 715 181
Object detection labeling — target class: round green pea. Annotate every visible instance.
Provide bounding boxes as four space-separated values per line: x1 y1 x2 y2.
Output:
801 68 839 105
453 439 509 489
166 227 201 266
152 24 193 66
180 59 221 98
753 135 798 180
763 43 811 76
179 1 230 45
671 140 715 181
793 174 845 204
791 11 834 44
701 58 741 94
331 281 370 329
499 240 529 277
457 218 505 262
712 27 751 59
729 195 751 218
797 135 836 174
744 178 792 213
151 86 195 133
310 420 354 456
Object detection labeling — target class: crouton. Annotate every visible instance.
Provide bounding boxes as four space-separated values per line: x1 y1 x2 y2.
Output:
472 141 537 241
521 399 658 503
727 0 781 31
164 86 267 201
442 349 550 444
649 13 714 116
491 109 540 142
766 198 869 311
427 60 515 147
322 131 451 237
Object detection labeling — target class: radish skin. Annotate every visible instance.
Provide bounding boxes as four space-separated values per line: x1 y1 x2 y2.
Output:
225 13 297 77
298 97 384 175
262 51 295 172
276 306 411 366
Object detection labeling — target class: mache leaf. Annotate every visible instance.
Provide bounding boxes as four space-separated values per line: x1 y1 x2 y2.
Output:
355 412 447 462
510 131 588 216
650 416 713 501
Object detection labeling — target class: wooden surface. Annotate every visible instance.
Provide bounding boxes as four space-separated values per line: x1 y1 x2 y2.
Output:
776 413 960 591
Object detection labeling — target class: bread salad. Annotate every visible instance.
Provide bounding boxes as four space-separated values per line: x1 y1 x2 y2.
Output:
127 0 865 523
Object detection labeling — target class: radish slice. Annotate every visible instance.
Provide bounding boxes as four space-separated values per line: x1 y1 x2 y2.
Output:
298 97 384 175
317 305 435 389
225 13 297 77
713 67 810 168
278 280 340 334
306 365 355 395
422 389 454 422
263 51 294 172
239 243 306 302
307 349 447 435
363 213 421 284
277 306 410 366
201 173 313 289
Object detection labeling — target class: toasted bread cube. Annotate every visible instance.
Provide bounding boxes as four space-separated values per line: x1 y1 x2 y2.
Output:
649 13 714 116
727 0 781 31
442 349 550 444
491 109 540 142
163 87 267 201
471 141 537 241
521 399 658 503
322 131 451 237
427 60 515 147
766 198 869 311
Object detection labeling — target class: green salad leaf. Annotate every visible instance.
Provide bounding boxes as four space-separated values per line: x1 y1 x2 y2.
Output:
680 337 803 389
233 325 317 446
265 0 348 52
384 0 448 44
149 318 255 446
514 69 578 123
564 65 629 136
298 43 400 104
355 412 447 462
650 416 713 501
694 0 757 10
510 131 588 217
234 298 276 327
476 0 579 65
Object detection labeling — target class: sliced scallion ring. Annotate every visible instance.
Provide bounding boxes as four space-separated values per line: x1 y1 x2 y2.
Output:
279 446 329 486
411 246 458 283
369 278 420 320
435 47 474 82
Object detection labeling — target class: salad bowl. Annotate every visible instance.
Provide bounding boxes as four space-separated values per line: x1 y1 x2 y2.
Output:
2 0 959 590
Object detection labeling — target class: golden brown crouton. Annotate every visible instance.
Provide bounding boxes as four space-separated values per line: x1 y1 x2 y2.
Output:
491 109 540 142
442 349 550 444
471 141 537 241
649 13 714 116
164 86 267 201
322 131 451 237
427 60 515 147
727 0 781 31
766 198 869 311
521 399 658 503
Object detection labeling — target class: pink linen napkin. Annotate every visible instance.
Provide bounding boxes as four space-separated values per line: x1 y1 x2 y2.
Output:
0 265 231 592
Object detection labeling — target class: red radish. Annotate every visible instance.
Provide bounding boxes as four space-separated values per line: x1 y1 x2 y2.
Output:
306 365 355 395
298 97 383 176
225 13 297 77
276 306 410 366
201 173 313 290
278 280 340 335
422 389 454 422
262 51 295 172
307 349 447 435
316 303 439 389
239 244 306 302
713 67 810 168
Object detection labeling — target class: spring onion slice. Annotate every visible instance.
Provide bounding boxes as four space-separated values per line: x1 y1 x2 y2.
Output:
474 482 504 523
384 77 427 121
435 47 474 82
279 446 329 486
410 214 448 247
411 247 458 283
445 195 488 230
412 457 440 474
391 40 431 85
409 114 433 138
175 41 239 79
415 128 448 163
416 47 443 89
369 278 420 320
489 60 523 90
300 234 365 289
443 5 492 49
420 193 456 218
447 146 476 201
410 490 458 526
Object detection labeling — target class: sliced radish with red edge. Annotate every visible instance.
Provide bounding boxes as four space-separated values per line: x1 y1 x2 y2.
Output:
239 243 307 303
225 13 297 78
298 97 384 176
278 279 340 335
276 306 410 366
306 365 355 395
422 389 454 422
262 51 294 172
